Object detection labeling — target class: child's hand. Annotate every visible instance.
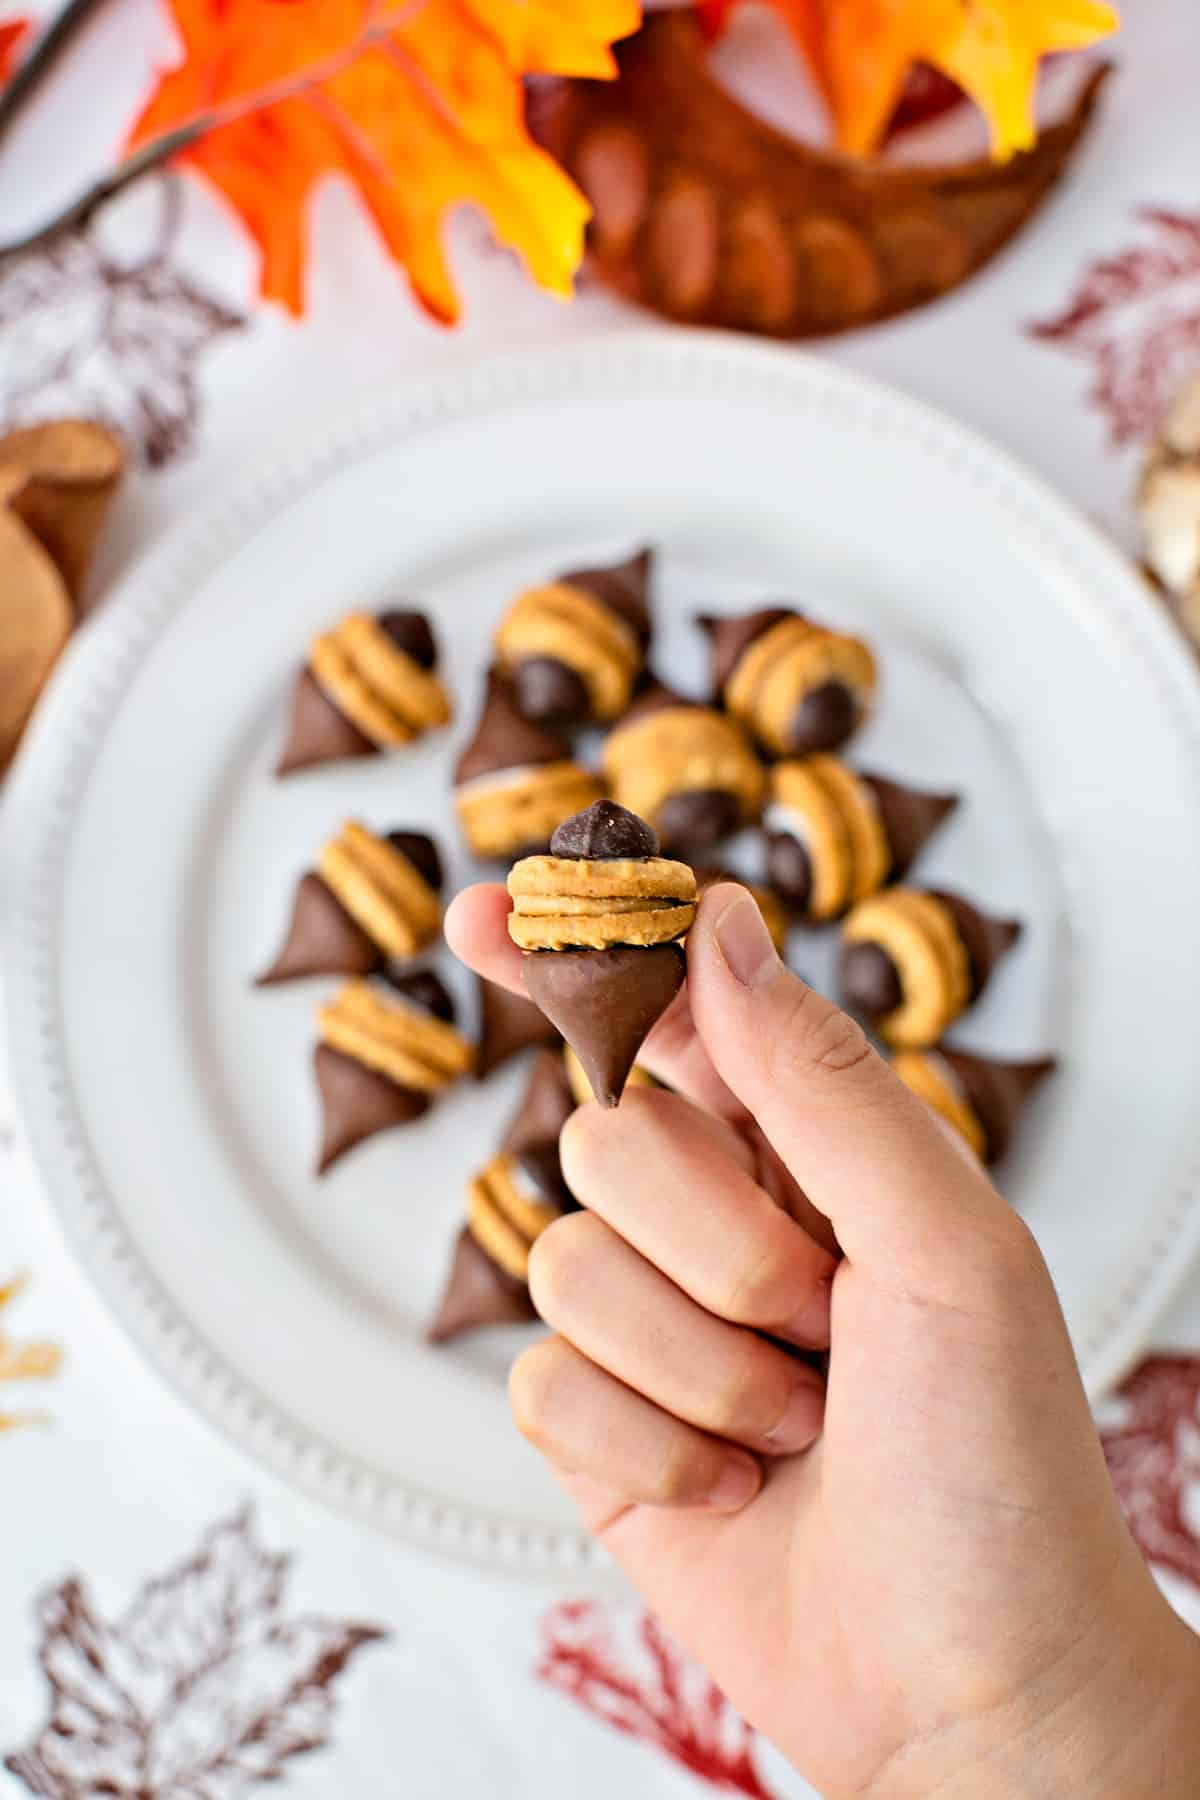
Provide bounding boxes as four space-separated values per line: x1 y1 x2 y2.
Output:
447 882 1200 1799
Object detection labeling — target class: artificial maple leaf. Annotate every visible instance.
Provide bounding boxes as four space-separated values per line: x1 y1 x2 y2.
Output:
539 1600 777 1796
4 1503 386 1799
0 17 29 84
128 0 640 321
0 175 244 465
1101 1355 1200 1592
706 0 1116 159
1029 208 1200 448
822 0 1118 158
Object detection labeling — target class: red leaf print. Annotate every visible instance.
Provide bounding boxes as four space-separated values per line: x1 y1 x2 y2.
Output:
1102 1355 1200 1591
0 18 29 84
1029 208 1200 446
5 1503 386 1799
538 1600 777 1796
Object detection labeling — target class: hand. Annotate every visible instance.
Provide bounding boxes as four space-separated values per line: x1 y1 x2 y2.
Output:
447 882 1200 1800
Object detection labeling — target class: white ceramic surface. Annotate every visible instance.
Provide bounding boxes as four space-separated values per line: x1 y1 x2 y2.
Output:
6 334 1200 1572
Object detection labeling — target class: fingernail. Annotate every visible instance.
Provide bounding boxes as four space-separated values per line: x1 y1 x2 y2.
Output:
783 1278 833 1348
764 1382 823 1453
705 1454 762 1511
712 894 779 990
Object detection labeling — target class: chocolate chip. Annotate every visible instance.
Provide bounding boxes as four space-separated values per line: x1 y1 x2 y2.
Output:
382 968 456 1023
378 610 437 669
512 656 590 727
386 830 443 892
765 830 814 914
550 799 659 860
840 941 903 1017
656 788 739 852
789 680 859 754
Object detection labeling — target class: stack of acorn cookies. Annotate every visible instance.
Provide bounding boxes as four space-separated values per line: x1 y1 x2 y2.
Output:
256 546 1055 1346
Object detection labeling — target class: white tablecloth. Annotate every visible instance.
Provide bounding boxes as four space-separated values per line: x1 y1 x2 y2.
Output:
1 4 1198 1794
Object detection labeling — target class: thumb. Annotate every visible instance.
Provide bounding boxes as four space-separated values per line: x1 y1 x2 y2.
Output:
686 884 1014 1284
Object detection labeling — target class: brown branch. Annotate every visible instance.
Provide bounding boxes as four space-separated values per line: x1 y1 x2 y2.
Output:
0 0 117 150
0 0 433 262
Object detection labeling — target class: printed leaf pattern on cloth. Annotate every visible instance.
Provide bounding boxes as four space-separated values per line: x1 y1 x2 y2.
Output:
0 177 244 465
0 17 29 81
4 1502 386 1798
702 0 1116 157
538 1600 777 1796
128 0 640 322
1029 209 1200 447
1102 1355 1200 1590
0 1276 62 1434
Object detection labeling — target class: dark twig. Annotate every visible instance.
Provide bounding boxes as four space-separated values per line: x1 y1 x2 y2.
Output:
0 0 118 149
0 124 203 259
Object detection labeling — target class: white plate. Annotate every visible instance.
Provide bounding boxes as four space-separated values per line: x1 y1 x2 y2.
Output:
7 334 1200 1574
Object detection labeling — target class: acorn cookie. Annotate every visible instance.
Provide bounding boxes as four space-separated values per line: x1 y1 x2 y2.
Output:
601 681 764 853
508 800 697 1106
314 971 473 1172
454 670 602 861
891 1048 1056 1165
693 867 789 954
257 823 443 985
701 608 876 756
839 887 1021 1048
765 757 957 923
494 548 653 727
429 1050 577 1341
277 608 451 776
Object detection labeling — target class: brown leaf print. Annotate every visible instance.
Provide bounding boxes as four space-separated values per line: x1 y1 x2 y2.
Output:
0 1274 62 1433
1102 1354 1200 1591
538 1600 777 1796
0 177 244 468
5 1502 387 1798
1029 208 1200 446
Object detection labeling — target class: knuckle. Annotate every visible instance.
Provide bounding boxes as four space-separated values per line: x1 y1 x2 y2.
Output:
707 1348 773 1437
651 1438 710 1505
765 984 876 1088
712 1238 789 1325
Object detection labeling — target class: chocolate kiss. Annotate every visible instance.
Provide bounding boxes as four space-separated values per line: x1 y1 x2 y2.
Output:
454 668 570 785
562 547 654 647
314 1043 428 1174
932 892 1022 999
522 943 684 1108
503 1047 577 1154
275 666 377 778
940 1049 1056 1165
427 1226 537 1343
698 607 792 696
475 978 560 1079
256 872 378 986
861 775 958 877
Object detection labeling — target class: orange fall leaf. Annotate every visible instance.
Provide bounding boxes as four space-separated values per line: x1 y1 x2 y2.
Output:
0 16 30 82
129 0 640 321
707 0 1119 160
